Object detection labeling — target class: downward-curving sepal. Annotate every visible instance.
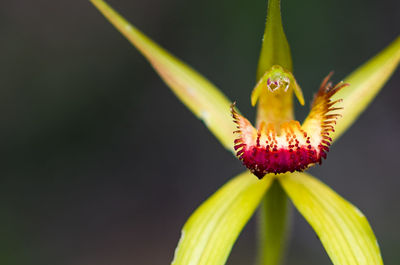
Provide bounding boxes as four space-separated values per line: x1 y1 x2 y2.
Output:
279 172 383 265
232 74 346 178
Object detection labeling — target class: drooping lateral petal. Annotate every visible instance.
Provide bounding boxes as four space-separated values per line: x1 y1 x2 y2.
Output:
90 0 236 151
172 172 274 265
331 36 400 142
279 172 383 265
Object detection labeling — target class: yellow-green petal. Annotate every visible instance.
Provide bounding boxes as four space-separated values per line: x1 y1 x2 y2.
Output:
90 0 236 151
332 36 400 142
172 172 274 265
279 172 383 265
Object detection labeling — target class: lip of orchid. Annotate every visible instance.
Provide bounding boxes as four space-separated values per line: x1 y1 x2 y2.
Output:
232 70 348 178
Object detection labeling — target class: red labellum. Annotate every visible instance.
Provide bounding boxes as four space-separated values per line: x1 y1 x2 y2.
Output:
232 73 347 179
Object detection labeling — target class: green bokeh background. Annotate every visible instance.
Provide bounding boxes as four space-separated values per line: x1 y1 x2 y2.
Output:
1 0 399 264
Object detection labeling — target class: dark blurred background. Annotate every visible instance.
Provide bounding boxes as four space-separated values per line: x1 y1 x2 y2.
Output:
1 0 399 264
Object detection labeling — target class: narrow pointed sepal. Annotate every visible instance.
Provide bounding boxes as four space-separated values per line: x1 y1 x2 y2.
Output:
331 36 400 142
90 0 237 152
280 172 383 265
257 0 293 79
172 171 273 265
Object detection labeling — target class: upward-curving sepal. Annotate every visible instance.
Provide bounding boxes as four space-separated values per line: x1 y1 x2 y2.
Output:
257 0 293 79
331 36 400 142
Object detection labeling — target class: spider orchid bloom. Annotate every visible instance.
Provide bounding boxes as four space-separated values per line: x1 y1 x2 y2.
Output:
90 0 400 265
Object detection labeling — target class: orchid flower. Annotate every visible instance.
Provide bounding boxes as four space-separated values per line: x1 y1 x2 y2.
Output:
90 0 400 264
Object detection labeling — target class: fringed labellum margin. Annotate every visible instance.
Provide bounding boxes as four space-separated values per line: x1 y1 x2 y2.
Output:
232 72 348 178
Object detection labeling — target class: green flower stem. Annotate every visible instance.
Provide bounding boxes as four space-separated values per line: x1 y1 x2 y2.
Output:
257 181 289 265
